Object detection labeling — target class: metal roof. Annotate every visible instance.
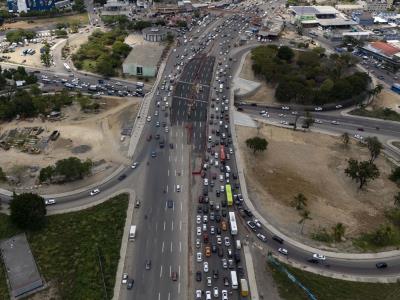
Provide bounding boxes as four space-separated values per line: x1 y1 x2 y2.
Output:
123 44 164 68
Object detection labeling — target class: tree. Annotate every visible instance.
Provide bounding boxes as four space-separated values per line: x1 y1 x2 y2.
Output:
166 32 174 44
389 167 400 184
369 83 383 104
291 193 307 210
0 166 6 181
245 137 268 154
365 136 383 163
341 132 350 146
40 43 52 67
332 223 345 242
39 166 55 182
277 46 294 62
10 193 46 230
372 224 395 246
303 112 315 129
96 56 115 77
298 210 312 234
394 192 400 207
345 159 380 189
72 0 86 12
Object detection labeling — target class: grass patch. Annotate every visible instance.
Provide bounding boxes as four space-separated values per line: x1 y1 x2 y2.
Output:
268 261 400 300
82 59 98 72
0 194 128 299
350 107 400 122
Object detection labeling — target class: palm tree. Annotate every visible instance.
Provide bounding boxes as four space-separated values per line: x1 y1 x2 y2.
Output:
291 193 307 210
332 223 345 242
369 83 383 105
298 210 312 234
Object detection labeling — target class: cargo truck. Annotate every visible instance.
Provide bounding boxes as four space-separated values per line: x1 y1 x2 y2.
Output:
240 278 249 296
129 225 136 241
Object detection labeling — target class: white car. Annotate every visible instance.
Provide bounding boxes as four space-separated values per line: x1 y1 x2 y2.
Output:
335 104 343 109
278 248 288 255
257 233 267 242
224 237 230 246
213 286 219 298
90 188 100 196
197 227 202 236
204 261 209 272
331 120 339 125
203 215 208 223
196 215 201 224
122 273 128 284
222 289 228 300
254 219 262 228
197 252 203 262
314 107 323 111
196 238 201 248
176 185 181 192
207 276 212 287
195 290 202 300
147 116 151 122
281 106 290 110
313 253 326 260
354 134 363 140
314 119 323 124
204 178 209 186
165 127 169 133
206 291 212 300
216 235 222 245
44 199 56 205
131 162 139 169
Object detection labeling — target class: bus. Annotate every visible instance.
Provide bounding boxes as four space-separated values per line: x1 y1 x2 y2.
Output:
229 211 238 235
63 63 71 72
391 83 400 95
230 271 238 289
226 184 233 206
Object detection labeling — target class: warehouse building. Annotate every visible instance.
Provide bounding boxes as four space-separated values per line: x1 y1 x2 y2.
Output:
122 44 164 77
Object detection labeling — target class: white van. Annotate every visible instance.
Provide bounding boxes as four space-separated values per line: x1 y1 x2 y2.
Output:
236 240 241 250
225 166 231 173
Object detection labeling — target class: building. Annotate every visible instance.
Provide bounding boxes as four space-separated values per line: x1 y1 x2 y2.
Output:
122 44 164 77
143 27 168 42
365 0 390 12
335 4 364 14
289 6 356 29
353 11 374 26
7 0 70 13
358 40 400 68
101 0 131 16
0 234 43 298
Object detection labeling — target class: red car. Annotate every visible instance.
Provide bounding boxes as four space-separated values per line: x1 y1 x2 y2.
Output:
171 271 178 281
146 135 152 141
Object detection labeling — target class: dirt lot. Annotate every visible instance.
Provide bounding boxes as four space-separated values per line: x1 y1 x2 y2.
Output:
368 90 400 113
5 41 57 67
239 52 278 105
0 97 139 194
237 125 398 251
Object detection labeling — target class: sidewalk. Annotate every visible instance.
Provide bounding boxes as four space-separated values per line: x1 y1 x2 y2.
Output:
243 245 260 300
228 45 400 282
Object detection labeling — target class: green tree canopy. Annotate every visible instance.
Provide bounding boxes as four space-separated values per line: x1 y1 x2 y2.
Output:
245 137 268 154
365 136 383 163
389 167 400 184
277 46 294 62
345 159 380 189
291 193 308 210
10 193 46 230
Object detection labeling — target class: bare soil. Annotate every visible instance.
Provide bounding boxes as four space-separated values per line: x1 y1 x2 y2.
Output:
0 97 139 194
237 125 398 251
369 90 400 113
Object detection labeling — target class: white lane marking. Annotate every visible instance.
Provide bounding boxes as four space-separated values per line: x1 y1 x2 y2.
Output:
165 201 167 210
179 241 182 252
169 265 172 277
172 220 174 231
168 169 170 177
171 241 173 253
160 265 163 278
158 293 161 300
166 185 169 193
181 131 184 137
164 221 166 231
179 220 182 231
178 265 181 278
181 155 183 163
169 155 171 162
155 222 158 232
178 282 181 294
162 241 164 253
168 293 171 300
180 202 183 212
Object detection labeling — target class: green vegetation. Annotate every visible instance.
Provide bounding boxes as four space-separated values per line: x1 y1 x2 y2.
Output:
341 132 350 146
268 261 400 300
389 166 400 184
365 136 383 163
10 193 46 230
40 43 51 67
0 66 37 90
0 194 128 299
0 86 76 120
54 29 68 37
291 193 307 210
354 224 400 250
251 45 368 105
72 0 86 13
0 167 5 181
39 157 93 183
245 136 268 154
6 29 36 43
350 107 400 122
101 16 165 31
345 159 380 189
72 30 131 77
312 227 334 243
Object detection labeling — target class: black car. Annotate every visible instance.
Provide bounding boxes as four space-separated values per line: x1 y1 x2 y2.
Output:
213 269 219 279
216 227 221 235
167 200 173 208
212 244 217 253
234 252 241 263
169 143 174 149
196 271 202 281
203 205 209 214
221 209 227 217
127 279 134 289
215 214 221 223
307 258 319 264
376 262 388 269
216 190 220 197
272 235 284 244
244 209 253 217
197 205 203 213
118 174 127 181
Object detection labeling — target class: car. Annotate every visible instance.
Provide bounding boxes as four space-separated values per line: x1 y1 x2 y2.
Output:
278 248 288 255
145 259 151 270
331 120 339 125
156 121 160 127
257 233 267 242
246 221 256 230
313 253 326 260
314 119 323 124
314 107 323 111
307 258 319 264
197 215 201 224
357 127 364 131
204 261 209 272
118 174 127 181
207 276 212 287
205 246 211 257
196 271 202 281
222 289 228 300
195 289 202 299
281 106 290 110
222 258 228 269
210 226 215 235
254 219 262 228
151 151 157 157
203 215 208 223
196 238 201 248
171 271 178 281
376 262 388 269
224 236 230 246
272 235 284 244
44 199 56 205
90 188 100 196
127 279 134 289
206 291 212 300
213 287 219 298
147 116 151 122
167 199 173 208
122 273 128 284
197 227 202 236
131 162 139 169
223 277 229 286
335 104 343 109
176 185 181 192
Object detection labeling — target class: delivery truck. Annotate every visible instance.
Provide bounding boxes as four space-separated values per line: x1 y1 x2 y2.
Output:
129 225 136 241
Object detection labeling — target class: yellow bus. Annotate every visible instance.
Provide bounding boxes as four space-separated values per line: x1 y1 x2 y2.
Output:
226 184 233 206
